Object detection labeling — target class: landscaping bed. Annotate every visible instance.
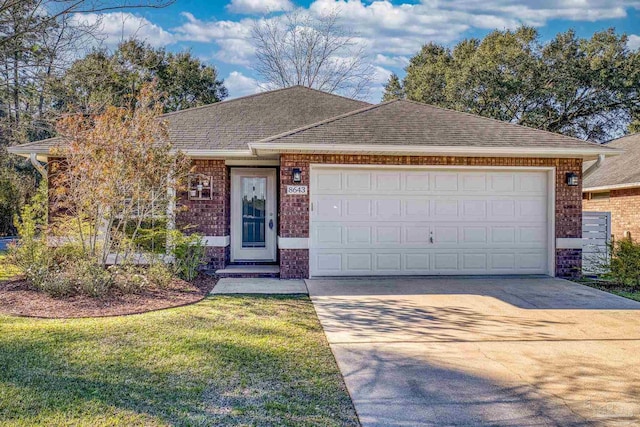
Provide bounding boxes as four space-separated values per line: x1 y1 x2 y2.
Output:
576 278 640 302
0 274 217 318
0 295 358 426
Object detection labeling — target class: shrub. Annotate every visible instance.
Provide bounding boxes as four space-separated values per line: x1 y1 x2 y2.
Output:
73 260 114 297
147 262 174 288
109 264 150 294
170 231 205 281
607 238 640 288
39 270 76 297
9 180 50 287
52 243 86 266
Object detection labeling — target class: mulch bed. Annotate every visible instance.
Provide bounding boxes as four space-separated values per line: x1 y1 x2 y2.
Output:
0 274 217 319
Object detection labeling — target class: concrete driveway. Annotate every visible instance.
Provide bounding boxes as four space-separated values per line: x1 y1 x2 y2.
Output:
306 277 640 427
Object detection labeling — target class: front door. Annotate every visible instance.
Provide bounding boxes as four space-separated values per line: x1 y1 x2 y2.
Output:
231 168 277 262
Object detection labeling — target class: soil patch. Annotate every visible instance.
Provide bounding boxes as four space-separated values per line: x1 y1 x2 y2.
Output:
0 274 217 318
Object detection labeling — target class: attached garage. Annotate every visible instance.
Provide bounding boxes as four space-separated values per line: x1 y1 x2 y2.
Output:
310 166 554 276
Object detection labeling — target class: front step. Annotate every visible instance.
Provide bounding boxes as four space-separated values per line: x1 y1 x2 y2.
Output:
215 265 280 278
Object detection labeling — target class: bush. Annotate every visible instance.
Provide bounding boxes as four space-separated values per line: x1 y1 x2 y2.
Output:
170 231 205 281
9 180 50 287
109 264 150 294
147 262 173 288
73 260 114 297
607 238 640 288
52 243 86 266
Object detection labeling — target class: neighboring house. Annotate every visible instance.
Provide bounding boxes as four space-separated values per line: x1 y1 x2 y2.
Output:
583 133 640 240
9 86 619 279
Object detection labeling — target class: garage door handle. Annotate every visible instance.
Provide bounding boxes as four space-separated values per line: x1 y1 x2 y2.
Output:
429 236 433 244
269 219 274 230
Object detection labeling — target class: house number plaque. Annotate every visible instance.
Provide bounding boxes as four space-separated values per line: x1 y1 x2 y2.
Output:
286 185 308 195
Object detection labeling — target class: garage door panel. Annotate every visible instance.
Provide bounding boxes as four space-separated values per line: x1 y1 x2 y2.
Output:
314 226 342 245
434 226 458 243
461 173 487 192
376 199 402 219
315 171 342 191
405 199 430 218
433 199 459 218
462 253 488 270
489 173 516 192
517 173 547 193
405 172 430 191
462 200 487 218
375 172 402 191
345 172 372 191
375 226 402 244
311 249 549 276
310 167 550 276
346 227 372 244
377 253 402 270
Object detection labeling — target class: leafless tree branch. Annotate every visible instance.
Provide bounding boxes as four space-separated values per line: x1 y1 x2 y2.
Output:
251 8 374 100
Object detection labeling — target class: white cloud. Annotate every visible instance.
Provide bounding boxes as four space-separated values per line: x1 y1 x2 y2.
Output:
71 12 175 48
374 54 409 67
174 12 255 65
628 34 640 50
308 0 640 56
227 0 293 14
225 71 262 98
372 65 393 84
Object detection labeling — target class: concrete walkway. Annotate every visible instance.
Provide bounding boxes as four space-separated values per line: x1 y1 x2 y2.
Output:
211 278 308 294
307 277 640 426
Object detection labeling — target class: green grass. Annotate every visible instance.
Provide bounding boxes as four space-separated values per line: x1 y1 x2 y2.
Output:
577 278 640 302
0 295 358 426
0 252 21 281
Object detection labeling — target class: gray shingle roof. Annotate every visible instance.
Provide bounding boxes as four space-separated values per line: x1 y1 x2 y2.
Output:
255 99 617 151
584 133 640 189
8 86 369 154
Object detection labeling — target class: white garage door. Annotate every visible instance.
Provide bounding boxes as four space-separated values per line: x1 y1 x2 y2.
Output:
309 167 551 276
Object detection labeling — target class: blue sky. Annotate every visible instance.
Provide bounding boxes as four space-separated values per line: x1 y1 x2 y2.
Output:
77 0 640 102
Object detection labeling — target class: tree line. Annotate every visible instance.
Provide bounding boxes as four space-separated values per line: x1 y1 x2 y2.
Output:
383 26 640 142
0 0 227 235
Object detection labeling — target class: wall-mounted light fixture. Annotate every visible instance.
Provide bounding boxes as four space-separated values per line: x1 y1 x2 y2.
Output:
292 168 302 183
566 172 579 187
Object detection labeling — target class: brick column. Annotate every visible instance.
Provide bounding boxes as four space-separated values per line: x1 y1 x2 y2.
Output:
279 155 310 279
176 159 230 270
555 159 583 278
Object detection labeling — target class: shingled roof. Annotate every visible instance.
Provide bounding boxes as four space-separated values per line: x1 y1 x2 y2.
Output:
584 133 640 190
9 87 619 159
253 99 618 153
8 86 369 155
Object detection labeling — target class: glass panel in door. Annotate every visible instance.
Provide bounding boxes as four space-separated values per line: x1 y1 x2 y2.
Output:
242 177 266 248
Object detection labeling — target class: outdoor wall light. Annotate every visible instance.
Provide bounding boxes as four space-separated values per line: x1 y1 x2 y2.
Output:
566 172 579 186
292 168 302 183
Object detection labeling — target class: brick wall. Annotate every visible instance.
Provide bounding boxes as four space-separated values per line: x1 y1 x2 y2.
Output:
583 187 640 240
279 154 583 279
176 159 230 269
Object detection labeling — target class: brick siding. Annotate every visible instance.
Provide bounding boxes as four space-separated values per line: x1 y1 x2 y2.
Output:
279 154 583 279
583 187 640 241
176 159 230 269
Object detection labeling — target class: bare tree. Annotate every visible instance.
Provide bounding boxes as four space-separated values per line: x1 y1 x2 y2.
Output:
0 0 174 46
251 9 374 100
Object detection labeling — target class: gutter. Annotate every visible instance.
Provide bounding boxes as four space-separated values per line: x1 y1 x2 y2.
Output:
29 153 47 178
249 143 621 160
583 154 605 179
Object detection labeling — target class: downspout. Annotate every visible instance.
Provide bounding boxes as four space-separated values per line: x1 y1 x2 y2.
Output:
583 154 605 179
29 153 47 178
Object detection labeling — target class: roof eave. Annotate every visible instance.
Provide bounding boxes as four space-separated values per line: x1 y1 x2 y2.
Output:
249 143 622 160
583 182 640 192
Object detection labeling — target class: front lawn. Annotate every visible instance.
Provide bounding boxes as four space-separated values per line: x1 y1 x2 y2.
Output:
0 295 358 426
0 252 20 281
